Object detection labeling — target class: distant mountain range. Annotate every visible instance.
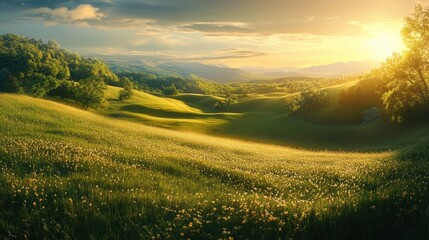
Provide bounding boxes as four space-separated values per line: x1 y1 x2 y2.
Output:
241 60 380 78
95 54 380 83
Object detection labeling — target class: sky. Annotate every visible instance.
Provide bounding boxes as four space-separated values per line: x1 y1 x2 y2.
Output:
0 0 426 68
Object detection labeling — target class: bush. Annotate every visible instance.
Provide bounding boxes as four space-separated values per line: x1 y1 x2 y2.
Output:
214 96 237 109
162 85 180 96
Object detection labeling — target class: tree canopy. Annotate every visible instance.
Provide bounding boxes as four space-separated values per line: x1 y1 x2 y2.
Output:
0 34 119 108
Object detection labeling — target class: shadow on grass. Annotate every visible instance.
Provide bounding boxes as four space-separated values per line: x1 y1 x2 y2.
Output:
121 104 204 119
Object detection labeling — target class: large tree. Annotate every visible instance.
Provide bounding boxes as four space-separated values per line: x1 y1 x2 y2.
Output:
75 78 106 109
374 5 429 122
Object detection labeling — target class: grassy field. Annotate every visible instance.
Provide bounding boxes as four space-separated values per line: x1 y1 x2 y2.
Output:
99 87 238 133
0 94 428 239
99 85 429 150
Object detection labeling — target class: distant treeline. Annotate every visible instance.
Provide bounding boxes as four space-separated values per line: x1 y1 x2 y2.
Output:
112 62 350 97
116 71 226 96
227 77 351 95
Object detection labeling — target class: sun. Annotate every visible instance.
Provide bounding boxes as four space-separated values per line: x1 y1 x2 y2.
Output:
367 30 404 60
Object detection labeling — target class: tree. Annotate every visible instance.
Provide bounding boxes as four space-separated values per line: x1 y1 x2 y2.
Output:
286 89 328 114
346 5 429 122
214 99 230 109
380 53 427 122
119 77 133 101
375 5 429 122
75 78 106 109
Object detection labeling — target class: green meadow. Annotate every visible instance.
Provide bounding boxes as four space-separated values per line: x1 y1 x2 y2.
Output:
99 85 429 151
0 93 428 239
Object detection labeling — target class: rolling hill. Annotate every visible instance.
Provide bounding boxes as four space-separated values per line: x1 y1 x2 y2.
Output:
0 93 428 239
157 62 262 83
100 55 263 83
96 84 429 150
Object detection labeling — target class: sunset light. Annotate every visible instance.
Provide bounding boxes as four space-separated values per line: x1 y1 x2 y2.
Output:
0 0 420 68
1 1 429 239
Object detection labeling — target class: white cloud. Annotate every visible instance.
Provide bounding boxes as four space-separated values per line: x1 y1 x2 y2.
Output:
31 4 104 25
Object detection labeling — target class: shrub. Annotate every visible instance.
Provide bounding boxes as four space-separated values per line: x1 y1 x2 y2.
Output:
162 85 180 96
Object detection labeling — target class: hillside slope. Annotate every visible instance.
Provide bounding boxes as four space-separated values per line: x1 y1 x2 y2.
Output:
100 86 239 132
0 94 428 239
99 85 429 150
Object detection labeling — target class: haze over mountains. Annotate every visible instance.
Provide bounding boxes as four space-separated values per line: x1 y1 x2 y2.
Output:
242 60 381 78
96 54 380 83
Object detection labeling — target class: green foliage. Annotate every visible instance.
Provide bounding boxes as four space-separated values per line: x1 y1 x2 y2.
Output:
397 136 429 161
379 51 429 122
0 67 19 92
286 89 328 114
228 77 351 95
0 34 118 107
22 73 59 97
338 73 384 123
69 57 118 85
214 95 237 109
75 78 106 109
338 5 429 123
48 80 79 100
117 71 225 95
162 84 180 96
214 99 230 109
284 95 301 113
118 77 133 101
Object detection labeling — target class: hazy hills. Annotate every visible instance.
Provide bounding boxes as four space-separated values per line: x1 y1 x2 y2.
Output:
157 62 261 83
242 60 380 78
96 54 380 83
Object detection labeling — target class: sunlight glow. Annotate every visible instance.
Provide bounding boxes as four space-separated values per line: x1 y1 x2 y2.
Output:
366 24 405 60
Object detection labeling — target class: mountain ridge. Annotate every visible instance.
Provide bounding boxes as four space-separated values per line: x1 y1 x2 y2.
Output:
95 54 380 83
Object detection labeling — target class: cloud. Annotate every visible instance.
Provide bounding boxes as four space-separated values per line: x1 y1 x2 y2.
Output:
30 4 104 25
181 22 252 35
178 19 367 37
170 49 269 62
19 0 408 37
92 48 269 63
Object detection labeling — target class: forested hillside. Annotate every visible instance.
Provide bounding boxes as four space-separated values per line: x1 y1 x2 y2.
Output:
0 34 120 108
